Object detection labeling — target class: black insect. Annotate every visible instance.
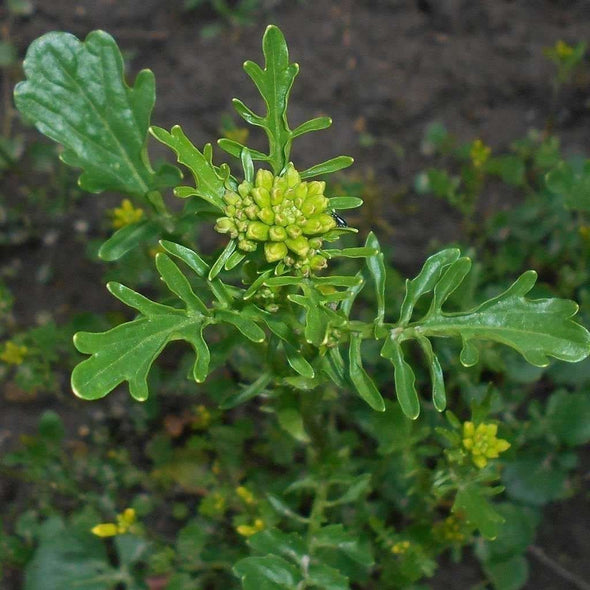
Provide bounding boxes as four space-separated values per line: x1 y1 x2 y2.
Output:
331 211 348 228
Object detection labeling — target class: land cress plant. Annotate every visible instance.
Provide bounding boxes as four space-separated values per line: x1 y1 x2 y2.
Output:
13 25 590 589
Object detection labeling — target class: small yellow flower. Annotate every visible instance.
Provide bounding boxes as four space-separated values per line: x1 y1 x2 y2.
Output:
0 341 28 365
470 139 491 169
555 40 574 59
391 540 411 554
236 485 256 505
433 515 467 543
236 518 264 537
111 199 144 229
193 404 212 429
462 421 510 468
91 508 137 537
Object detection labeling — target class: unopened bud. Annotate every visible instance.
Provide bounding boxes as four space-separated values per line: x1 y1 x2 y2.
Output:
285 236 310 257
269 226 288 241
246 221 270 241
265 241 288 262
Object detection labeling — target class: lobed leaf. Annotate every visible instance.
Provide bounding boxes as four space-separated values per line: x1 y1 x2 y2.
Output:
150 125 226 210
421 270 590 367
15 30 165 196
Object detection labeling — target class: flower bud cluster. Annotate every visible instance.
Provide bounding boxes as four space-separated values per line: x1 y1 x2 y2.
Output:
214 164 336 273
462 421 510 469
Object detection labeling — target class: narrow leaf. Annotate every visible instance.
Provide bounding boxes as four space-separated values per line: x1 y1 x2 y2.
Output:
159 240 210 277
429 257 472 312
155 253 208 314
98 220 160 261
349 332 386 412
398 248 460 325
215 309 265 342
416 335 446 411
291 116 332 138
381 337 420 419
217 138 268 161
300 156 354 179
220 372 272 409
365 232 386 324
328 196 364 209
209 239 237 280
284 342 315 378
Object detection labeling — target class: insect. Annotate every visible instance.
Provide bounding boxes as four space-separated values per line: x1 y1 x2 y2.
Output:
331 210 348 227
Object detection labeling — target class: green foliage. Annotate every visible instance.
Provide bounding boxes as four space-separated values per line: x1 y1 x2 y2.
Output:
7 23 590 590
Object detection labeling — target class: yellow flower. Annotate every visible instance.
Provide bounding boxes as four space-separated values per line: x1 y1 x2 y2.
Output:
111 199 144 229
470 139 491 169
391 540 410 554
462 421 510 468
0 341 28 365
433 515 467 544
91 508 137 537
236 485 256 505
236 518 264 537
555 40 574 59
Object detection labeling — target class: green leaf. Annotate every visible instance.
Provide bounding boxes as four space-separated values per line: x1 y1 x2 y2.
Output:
241 25 299 173
284 342 314 378
160 240 210 277
365 232 386 325
155 253 209 314
72 250 216 400
209 240 237 280
218 138 268 162
380 338 420 419
420 270 590 367
233 555 301 590
150 125 226 210
323 247 378 259
454 484 505 540
312 525 374 567
328 196 364 209
416 336 446 411
291 116 332 138
24 518 116 590
546 160 590 211
348 332 386 412
307 563 350 590
483 555 529 590
98 220 161 261
502 455 570 506
398 248 460 325
72 309 203 401
299 156 354 180
546 390 590 446
219 372 272 409
248 529 307 562
237 25 351 178
15 30 163 196
215 309 265 342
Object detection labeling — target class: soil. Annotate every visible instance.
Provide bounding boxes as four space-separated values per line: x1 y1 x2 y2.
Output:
2 1 590 589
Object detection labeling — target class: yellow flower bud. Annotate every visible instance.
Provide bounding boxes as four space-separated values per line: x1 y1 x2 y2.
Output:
265 241 288 262
269 226 288 241
246 222 270 242
257 207 275 225
255 168 274 190
0 341 28 365
285 236 310 257
462 421 511 468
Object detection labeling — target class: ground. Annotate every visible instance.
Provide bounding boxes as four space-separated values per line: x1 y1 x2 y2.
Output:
2 1 590 588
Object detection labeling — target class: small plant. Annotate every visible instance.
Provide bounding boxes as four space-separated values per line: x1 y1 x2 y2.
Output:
10 25 590 589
